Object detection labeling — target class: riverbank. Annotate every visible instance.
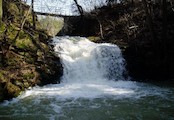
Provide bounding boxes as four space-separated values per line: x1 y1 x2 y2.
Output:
0 0 63 102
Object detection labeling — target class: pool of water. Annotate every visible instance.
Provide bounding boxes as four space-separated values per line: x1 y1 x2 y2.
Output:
0 81 174 120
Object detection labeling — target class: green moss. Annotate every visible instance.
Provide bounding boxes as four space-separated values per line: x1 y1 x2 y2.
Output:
6 82 21 97
15 37 37 51
24 52 36 64
6 53 22 67
0 0 63 101
7 25 18 40
14 80 25 90
87 36 101 42
0 71 7 83
7 3 20 16
23 73 34 80
41 42 49 52
0 72 3 79
0 22 6 35
37 50 43 57
23 80 30 88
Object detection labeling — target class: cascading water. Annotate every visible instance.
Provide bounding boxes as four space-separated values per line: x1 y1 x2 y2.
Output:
53 36 125 83
46 36 134 98
0 37 174 120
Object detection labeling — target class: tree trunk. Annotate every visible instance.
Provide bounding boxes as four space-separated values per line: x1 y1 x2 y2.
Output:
0 0 2 24
31 0 35 28
73 0 83 16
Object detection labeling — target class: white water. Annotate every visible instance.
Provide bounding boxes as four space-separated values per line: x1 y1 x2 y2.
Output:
54 36 125 83
17 36 138 99
8 36 170 100
1 37 174 120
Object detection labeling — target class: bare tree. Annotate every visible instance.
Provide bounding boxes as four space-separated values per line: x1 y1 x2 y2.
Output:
31 0 35 28
73 0 83 16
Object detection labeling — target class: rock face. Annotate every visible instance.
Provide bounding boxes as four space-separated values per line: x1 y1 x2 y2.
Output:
0 0 63 102
59 2 174 81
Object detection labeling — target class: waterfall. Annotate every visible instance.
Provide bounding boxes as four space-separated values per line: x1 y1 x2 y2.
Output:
11 36 136 100
1 36 172 120
53 36 126 83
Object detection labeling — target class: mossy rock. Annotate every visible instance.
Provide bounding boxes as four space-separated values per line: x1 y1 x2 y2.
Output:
41 42 49 52
37 50 44 57
6 51 23 66
23 80 30 88
15 37 37 51
23 52 36 64
14 80 24 90
7 25 18 40
6 82 21 97
0 0 63 101
0 22 6 35
23 73 35 80
0 70 8 83
87 36 101 42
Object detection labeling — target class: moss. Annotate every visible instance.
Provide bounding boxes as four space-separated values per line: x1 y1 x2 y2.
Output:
6 82 21 97
7 58 18 66
24 53 36 64
23 73 34 80
7 3 20 16
7 25 18 40
0 72 3 80
87 36 101 42
6 51 23 67
41 42 49 52
15 37 37 51
0 71 8 83
23 80 30 88
37 50 43 57
0 0 63 101
0 22 6 35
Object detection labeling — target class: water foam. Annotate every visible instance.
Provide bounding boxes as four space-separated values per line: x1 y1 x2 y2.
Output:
12 37 169 100
1 37 173 120
53 36 125 83
2 36 170 102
